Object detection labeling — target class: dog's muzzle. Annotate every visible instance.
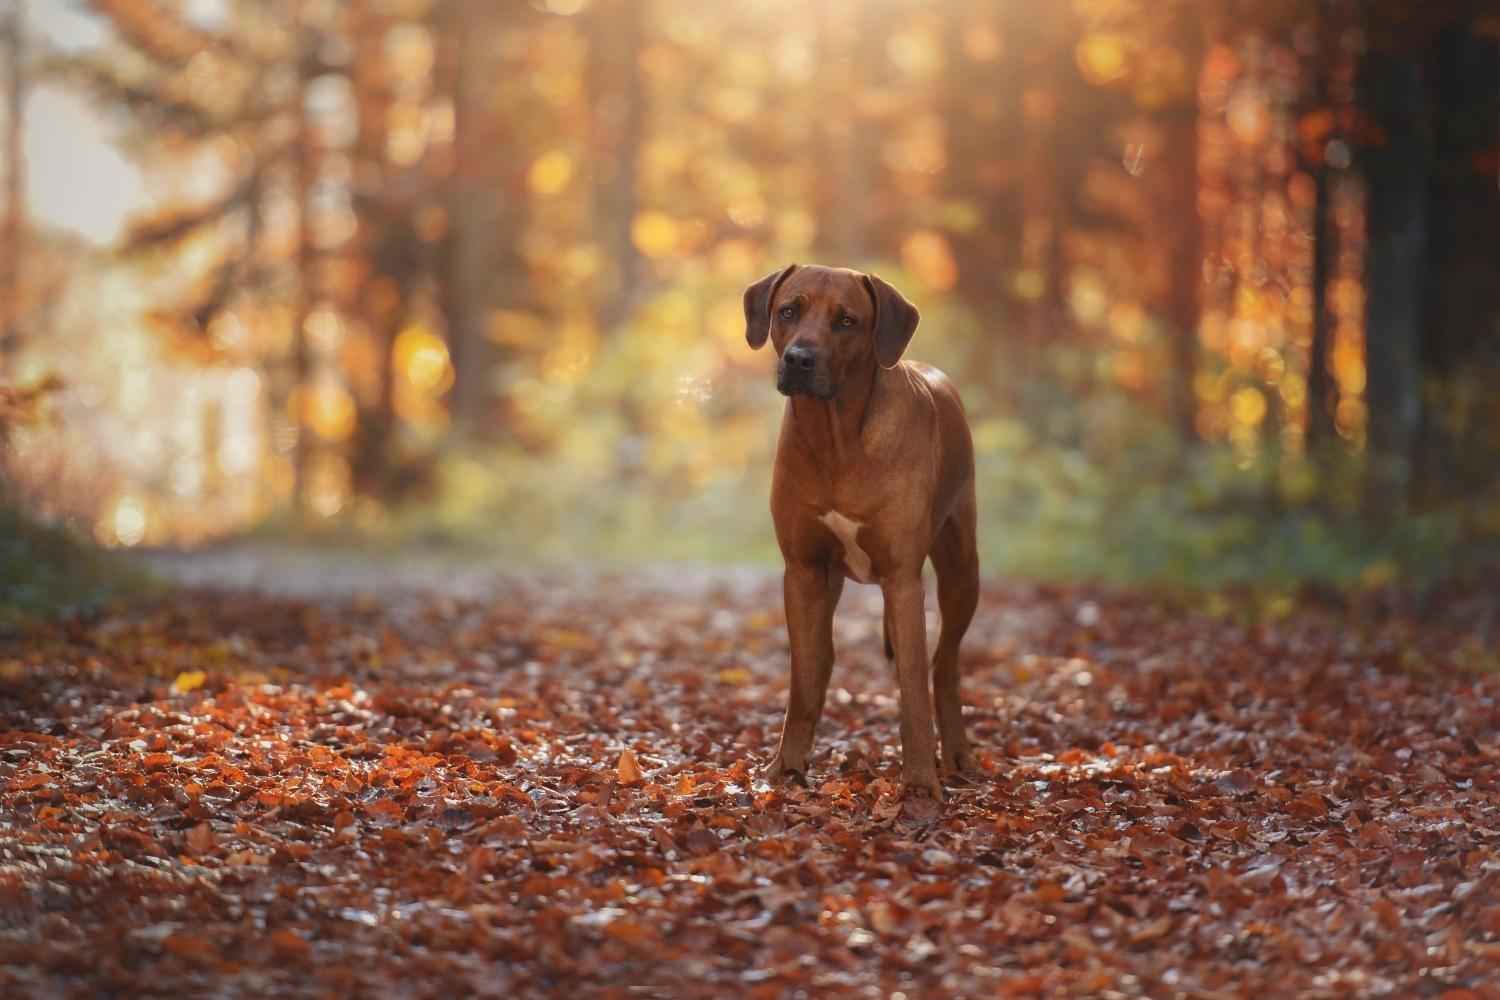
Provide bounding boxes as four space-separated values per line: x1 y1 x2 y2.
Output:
777 345 835 399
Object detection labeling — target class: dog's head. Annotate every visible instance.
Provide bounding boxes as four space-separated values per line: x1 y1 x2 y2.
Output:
743 264 919 400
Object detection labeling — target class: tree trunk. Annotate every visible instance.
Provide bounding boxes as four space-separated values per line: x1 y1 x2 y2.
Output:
436 0 495 433
1304 2 1340 449
1 0 24 376
1306 156 1337 447
587 0 643 334
1154 3 1218 443
1413 20 1500 501
348 4 402 498
290 0 317 513
940 0 1022 323
1358 48 1427 507
815 0 874 261
1159 103 1203 441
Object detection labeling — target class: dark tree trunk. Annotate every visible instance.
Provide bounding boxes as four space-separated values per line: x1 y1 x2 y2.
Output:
1358 48 1427 503
347 4 403 499
1154 3 1221 443
1413 21 1500 501
1306 156 1338 447
1305 2 1341 449
1160 103 1203 441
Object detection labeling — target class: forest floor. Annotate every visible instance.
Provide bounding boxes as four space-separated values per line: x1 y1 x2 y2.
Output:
2 552 1499 997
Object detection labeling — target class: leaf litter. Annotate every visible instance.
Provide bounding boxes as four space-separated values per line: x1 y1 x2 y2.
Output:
1 567 1498 997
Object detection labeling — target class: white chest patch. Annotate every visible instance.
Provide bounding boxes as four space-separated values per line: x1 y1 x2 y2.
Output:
820 510 874 584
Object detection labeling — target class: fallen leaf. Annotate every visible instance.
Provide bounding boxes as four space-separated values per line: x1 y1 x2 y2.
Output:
171 670 207 694
617 747 644 784
185 822 216 856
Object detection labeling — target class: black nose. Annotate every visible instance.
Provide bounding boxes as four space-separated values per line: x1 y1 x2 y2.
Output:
785 345 817 371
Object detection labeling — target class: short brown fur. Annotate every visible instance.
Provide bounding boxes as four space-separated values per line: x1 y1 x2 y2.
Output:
744 263 979 799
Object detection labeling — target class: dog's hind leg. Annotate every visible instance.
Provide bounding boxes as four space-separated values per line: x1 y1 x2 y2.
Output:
930 477 979 772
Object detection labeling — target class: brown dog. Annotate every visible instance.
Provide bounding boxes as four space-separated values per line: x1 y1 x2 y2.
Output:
744 263 978 799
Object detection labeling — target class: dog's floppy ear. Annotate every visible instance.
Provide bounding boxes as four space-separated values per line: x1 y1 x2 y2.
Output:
743 263 797 350
862 272 920 368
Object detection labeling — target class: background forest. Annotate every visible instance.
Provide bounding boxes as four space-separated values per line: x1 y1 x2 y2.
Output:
1 0 1497 592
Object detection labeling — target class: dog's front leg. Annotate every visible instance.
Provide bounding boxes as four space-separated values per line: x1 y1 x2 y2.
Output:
766 562 841 784
883 572 942 799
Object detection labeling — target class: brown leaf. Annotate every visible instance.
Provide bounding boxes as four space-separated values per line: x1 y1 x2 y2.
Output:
1213 769 1257 795
184 822 216 856
1131 914 1173 943
617 747 644 785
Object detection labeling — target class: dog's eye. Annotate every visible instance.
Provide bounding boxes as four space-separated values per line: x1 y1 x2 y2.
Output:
839 316 856 328
779 307 795 320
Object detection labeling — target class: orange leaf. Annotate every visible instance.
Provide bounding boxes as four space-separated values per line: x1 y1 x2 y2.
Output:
617 748 644 785
185 822 216 856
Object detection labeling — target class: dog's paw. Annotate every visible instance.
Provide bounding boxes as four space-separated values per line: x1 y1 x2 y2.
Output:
763 753 809 786
899 770 945 802
942 746 980 773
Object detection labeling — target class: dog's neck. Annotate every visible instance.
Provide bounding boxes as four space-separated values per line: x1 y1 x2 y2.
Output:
788 363 879 466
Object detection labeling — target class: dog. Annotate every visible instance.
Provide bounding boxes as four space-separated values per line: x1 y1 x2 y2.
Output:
744 263 978 800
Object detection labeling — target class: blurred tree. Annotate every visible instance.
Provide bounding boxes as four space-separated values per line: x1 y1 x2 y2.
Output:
433 0 494 434
1302 1 1342 448
814 1 879 264
1412 16 1499 502
1355 2 1500 506
5 0 1496 567
1 0 24 375
940 0 1023 335
345 2 420 499
585 0 644 335
289 0 318 511
69 0 319 507
1358 36 1425 498
1150 1 1219 442
432 0 542 439
75 0 278 338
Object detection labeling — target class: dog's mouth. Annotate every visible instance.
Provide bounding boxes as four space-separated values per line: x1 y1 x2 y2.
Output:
777 367 836 401
777 378 837 401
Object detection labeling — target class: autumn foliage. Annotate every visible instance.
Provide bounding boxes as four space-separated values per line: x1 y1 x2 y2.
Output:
3 570 1497 995
0 1 1495 579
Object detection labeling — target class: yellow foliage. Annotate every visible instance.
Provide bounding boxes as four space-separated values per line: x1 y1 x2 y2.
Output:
488 310 545 349
304 452 351 518
172 670 206 694
529 150 574 196
1013 269 1045 302
899 230 958 291
394 326 453 394
1279 371 1308 408
1075 32 1131 85
1067 268 1108 327
300 379 358 442
631 211 681 258
1230 386 1268 427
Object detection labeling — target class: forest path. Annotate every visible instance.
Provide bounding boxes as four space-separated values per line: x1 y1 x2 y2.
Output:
2 555 1498 996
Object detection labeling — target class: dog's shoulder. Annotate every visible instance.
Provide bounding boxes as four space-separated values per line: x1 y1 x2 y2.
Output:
862 361 958 453
896 361 967 415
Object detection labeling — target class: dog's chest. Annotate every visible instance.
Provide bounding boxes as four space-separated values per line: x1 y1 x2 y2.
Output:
819 510 874 584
